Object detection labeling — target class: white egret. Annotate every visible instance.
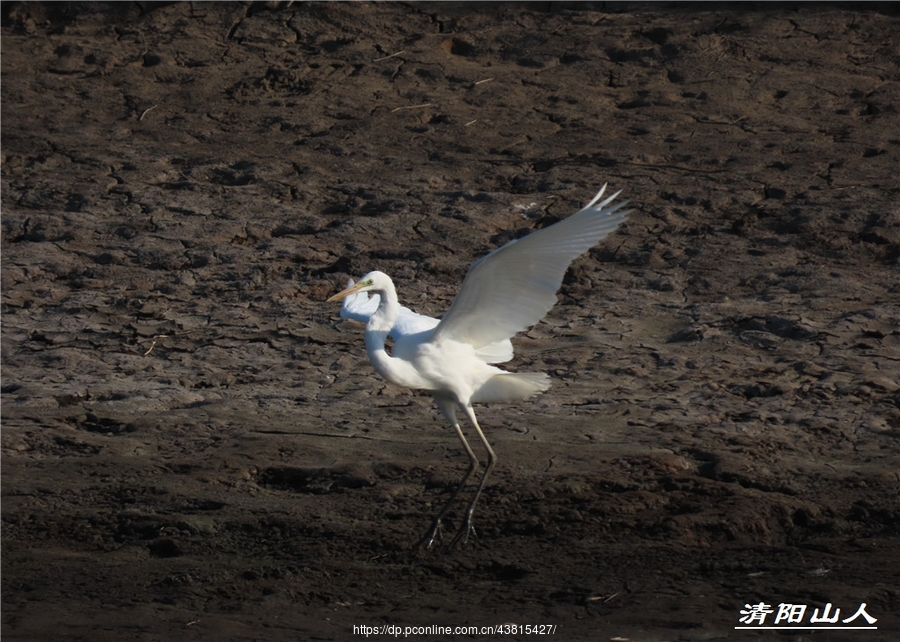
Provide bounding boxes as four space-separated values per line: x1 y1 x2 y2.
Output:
327 185 630 547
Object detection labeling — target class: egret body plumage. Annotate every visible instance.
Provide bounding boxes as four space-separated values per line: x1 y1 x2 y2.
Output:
327 185 630 547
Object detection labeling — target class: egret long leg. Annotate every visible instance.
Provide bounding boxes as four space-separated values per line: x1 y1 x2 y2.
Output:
449 404 496 546
414 399 479 550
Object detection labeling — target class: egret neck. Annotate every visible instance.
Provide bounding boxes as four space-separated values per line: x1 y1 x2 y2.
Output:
364 276 433 391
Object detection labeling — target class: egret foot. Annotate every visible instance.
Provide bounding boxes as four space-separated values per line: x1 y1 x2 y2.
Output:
449 520 477 548
412 517 445 551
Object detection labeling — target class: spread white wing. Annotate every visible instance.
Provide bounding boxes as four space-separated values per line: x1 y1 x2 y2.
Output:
340 279 439 339
340 279 515 363
432 185 629 349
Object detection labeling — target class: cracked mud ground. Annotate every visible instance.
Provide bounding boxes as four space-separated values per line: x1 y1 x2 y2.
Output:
2 3 899 640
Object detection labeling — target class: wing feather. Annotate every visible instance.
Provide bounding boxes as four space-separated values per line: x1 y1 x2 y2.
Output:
433 185 629 348
340 278 515 363
340 279 439 339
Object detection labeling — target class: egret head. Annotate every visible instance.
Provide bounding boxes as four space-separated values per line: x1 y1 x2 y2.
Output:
326 270 389 302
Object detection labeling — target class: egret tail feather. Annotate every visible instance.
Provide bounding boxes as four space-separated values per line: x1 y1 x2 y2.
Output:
471 372 551 403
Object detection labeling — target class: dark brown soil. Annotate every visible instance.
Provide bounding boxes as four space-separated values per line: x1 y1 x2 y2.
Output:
2 3 899 640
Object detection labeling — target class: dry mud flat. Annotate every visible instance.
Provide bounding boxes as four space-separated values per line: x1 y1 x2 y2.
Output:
2 2 899 640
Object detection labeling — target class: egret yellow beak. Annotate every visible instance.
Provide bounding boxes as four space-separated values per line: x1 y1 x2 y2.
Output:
326 281 366 303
